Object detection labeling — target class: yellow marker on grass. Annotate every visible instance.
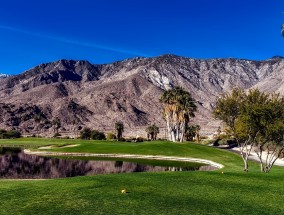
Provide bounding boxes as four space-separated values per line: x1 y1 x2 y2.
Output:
121 189 128 194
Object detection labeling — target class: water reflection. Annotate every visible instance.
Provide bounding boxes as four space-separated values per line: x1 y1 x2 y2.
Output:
0 148 215 179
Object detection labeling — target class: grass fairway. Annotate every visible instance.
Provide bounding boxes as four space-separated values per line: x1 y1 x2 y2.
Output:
0 138 283 214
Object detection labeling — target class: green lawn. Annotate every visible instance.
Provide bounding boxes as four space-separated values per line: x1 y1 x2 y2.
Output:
0 138 283 214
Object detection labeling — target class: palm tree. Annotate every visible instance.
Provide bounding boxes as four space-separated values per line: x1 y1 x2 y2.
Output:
71 118 81 138
194 125 201 143
115 121 124 141
52 117 61 136
145 126 152 140
146 124 160 140
185 124 200 141
34 113 44 137
160 87 197 142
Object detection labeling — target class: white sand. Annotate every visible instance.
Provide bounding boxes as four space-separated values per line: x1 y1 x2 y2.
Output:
24 149 224 169
230 146 284 166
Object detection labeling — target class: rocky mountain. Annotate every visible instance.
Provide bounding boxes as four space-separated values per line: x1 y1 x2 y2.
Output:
0 55 284 137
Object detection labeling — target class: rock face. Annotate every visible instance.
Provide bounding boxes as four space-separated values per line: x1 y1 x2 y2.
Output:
0 55 284 137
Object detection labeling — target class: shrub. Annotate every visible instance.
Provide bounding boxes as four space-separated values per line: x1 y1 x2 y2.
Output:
80 127 92 140
115 121 124 140
91 130 106 140
0 129 21 139
106 132 116 140
145 124 159 140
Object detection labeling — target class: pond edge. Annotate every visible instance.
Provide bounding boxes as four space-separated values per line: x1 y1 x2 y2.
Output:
24 149 224 169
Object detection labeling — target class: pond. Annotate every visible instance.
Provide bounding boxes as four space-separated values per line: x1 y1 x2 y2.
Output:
0 147 216 179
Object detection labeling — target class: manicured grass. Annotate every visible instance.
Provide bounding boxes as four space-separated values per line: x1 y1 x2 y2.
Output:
0 137 81 148
0 138 284 214
2 138 244 170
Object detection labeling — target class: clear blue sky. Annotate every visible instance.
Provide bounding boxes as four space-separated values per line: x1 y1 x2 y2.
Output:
0 0 284 74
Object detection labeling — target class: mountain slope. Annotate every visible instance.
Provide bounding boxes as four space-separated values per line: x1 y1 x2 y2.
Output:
0 55 283 137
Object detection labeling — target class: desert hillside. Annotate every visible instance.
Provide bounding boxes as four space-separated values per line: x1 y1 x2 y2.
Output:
1 55 284 137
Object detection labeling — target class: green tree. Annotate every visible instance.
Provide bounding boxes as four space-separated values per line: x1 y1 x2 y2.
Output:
213 88 250 171
160 87 197 142
80 127 92 140
145 124 160 140
185 125 200 142
115 121 124 141
214 88 284 172
145 126 151 140
252 94 284 172
91 130 106 140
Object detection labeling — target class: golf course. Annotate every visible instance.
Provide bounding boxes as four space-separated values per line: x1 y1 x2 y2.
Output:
0 138 283 215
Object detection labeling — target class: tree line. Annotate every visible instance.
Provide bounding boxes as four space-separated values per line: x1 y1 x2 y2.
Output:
6 84 283 173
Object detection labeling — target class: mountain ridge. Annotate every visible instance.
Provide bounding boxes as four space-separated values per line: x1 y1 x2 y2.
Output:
0 73 10 79
0 55 284 137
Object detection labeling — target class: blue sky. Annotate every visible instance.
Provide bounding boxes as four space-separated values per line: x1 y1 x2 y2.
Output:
0 0 284 74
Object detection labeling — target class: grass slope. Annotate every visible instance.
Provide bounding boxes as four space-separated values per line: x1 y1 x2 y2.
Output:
0 138 283 214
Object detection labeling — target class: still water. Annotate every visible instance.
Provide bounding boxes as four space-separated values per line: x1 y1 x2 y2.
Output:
0 148 215 179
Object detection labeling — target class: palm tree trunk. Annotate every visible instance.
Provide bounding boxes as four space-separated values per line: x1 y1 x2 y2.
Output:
179 122 185 143
165 113 172 141
171 125 176 142
171 131 176 142
175 124 179 142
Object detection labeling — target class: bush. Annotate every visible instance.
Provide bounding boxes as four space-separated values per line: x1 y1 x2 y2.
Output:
91 130 106 140
80 127 92 140
80 128 107 140
106 132 116 140
0 129 21 139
